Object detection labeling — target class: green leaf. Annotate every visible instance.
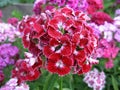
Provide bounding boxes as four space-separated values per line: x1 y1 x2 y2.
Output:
43 74 58 90
111 75 119 90
11 10 23 20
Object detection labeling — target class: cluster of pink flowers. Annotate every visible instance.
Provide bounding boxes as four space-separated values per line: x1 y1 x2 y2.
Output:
33 0 103 15
84 68 106 90
0 78 29 90
0 23 21 43
89 9 120 69
0 43 19 83
18 7 98 77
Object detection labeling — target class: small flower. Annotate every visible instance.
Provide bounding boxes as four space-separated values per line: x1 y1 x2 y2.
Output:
84 68 106 90
43 36 72 57
105 59 114 69
12 52 42 83
0 78 29 90
91 12 113 25
47 53 73 76
7 17 19 27
0 71 4 83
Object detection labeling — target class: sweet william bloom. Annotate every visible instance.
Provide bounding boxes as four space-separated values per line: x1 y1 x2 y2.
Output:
47 53 73 76
91 12 113 25
0 10 2 18
7 17 19 27
12 52 42 83
84 69 106 90
0 23 21 43
19 7 98 76
0 78 29 90
105 59 114 69
0 71 4 83
87 0 103 14
43 36 72 57
115 9 120 16
0 43 19 69
114 29 120 42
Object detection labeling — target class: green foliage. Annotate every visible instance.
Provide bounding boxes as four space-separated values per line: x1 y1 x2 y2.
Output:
3 65 13 84
43 74 58 90
12 38 28 58
11 10 23 20
0 0 34 8
112 75 119 90
103 0 120 17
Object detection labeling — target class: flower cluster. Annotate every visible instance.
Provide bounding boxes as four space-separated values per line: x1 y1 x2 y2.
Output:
7 17 19 27
89 9 120 69
87 0 103 14
84 68 106 90
33 0 103 15
18 7 98 76
0 23 21 43
0 78 29 90
0 43 19 83
91 12 113 25
12 52 42 83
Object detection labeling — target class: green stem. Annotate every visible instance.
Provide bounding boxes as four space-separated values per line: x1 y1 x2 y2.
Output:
69 74 73 90
59 76 63 90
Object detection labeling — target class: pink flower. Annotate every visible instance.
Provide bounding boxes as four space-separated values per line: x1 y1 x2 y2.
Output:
87 0 103 14
114 29 120 42
0 10 2 18
0 78 29 90
84 68 106 90
7 17 19 27
105 59 114 69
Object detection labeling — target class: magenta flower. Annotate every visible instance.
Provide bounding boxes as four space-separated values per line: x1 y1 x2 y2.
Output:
7 17 19 27
105 59 114 69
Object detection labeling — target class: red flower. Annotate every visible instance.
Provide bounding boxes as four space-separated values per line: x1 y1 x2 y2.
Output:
0 71 4 83
12 56 42 83
77 63 91 75
18 7 98 76
91 12 113 25
47 53 73 76
48 15 73 39
19 15 45 48
43 36 72 57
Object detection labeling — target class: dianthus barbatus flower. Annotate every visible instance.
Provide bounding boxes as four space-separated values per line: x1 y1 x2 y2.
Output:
91 12 113 25
18 7 98 76
0 23 21 43
0 43 19 70
33 0 89 15
33 0 104 15
0 71 4 83
84 68 106 90
0 78 29 90
87 0 103 14
12 52 42 83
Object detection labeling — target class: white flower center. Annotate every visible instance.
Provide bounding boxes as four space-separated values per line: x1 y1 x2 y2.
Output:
55 60 64 68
